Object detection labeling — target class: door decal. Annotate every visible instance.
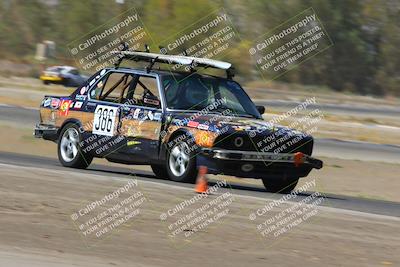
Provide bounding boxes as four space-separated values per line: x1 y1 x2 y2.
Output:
92 105 118 136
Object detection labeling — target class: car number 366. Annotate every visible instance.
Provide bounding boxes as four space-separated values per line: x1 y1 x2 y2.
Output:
92 105 118 136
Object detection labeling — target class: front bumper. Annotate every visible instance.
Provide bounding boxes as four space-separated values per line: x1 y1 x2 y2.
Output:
34 124 59 141
202 148 322 169
198 148 323 179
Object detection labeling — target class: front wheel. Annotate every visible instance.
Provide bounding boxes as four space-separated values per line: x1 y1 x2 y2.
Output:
57 123 93 169
166 135 197 183
262 177 299 194
151 164 168 179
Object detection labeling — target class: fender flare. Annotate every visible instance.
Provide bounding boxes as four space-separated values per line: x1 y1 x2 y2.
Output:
58 119 85 138
159 128 196 161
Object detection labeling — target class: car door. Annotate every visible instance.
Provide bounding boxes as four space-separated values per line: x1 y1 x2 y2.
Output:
116 72 164 163
82 70 134 157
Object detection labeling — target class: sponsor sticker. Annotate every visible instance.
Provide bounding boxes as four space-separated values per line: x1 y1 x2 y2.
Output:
154 113 162 121
59 99 72 116
187 121 199 128
74 101 83 109
80 86 87 95
143 97 160 106
51 98 60 109
197 124 209 130
133 108 140 119
127 140 141 146
76 95 87 101
43 97 51 107
148 110 154 120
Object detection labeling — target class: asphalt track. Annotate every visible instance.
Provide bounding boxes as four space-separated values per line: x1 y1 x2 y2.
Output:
1 104 400 163
0 150 399 218
254 99 400 118
1 103 400 217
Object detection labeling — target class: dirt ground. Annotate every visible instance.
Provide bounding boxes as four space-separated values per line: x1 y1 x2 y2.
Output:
0 163 399 267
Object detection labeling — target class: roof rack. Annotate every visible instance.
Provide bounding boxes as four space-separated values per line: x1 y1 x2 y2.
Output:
111 44 235 79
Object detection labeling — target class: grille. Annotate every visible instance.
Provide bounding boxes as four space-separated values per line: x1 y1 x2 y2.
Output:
213 132 313 155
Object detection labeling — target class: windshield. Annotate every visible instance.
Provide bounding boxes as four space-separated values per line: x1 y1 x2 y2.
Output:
46 67 63 72
162 74 261 118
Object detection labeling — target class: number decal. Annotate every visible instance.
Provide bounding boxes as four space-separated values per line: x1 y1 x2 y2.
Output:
94 107 102 131
92 105 118 136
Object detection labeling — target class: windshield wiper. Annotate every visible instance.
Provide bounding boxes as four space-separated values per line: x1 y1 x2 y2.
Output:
210 106 257 118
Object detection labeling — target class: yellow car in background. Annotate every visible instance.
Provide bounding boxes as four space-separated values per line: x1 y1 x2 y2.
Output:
40 66 88 87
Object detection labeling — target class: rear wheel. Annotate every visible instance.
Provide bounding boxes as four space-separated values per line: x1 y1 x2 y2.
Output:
57 123 93 168
166 135 197 183
262 177 299 194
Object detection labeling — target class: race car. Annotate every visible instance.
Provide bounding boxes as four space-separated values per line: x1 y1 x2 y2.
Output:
40 66 88 87
34 50 322 193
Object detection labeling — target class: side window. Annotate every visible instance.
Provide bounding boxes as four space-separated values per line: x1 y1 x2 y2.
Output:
127 75 161 108
91 72 133 103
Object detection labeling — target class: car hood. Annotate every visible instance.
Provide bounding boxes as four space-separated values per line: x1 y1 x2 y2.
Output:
169 112 306 137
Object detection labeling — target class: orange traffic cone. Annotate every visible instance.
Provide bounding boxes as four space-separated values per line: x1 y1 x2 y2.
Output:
195 166 208 194
294 152 305 167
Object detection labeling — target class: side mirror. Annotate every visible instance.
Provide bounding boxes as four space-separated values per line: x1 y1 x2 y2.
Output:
256 105 265 115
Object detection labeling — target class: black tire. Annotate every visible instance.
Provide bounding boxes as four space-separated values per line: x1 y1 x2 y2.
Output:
43 80 49 85
151 164 168 179
57 123 93 169
166 134 197 183
262 177 299 194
